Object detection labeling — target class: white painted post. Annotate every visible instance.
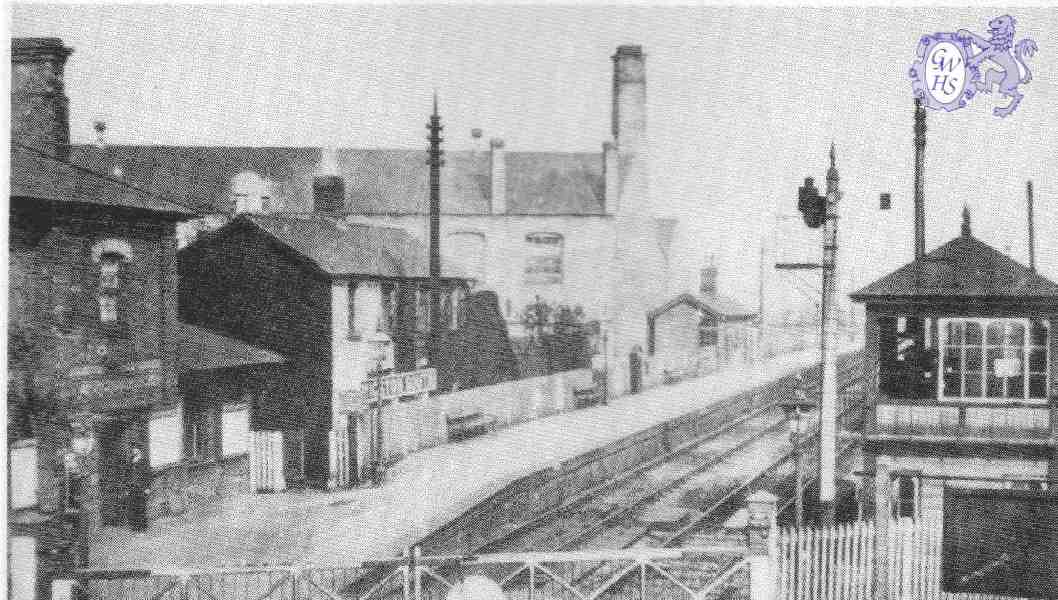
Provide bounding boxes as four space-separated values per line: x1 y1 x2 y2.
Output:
745 490 778 600
51 578 76 600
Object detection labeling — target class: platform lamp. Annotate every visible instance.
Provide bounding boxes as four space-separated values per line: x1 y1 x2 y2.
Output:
779 379 816 528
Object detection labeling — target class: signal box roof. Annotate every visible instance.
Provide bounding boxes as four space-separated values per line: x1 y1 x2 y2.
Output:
850 227 1058 304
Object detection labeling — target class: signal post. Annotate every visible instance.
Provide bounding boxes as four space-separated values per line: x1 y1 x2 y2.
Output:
776 144 841 525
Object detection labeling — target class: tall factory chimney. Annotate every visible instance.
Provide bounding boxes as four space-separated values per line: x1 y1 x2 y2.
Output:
612 45 649 214
11 38 74 160
913 98 927 259
426 93 445 363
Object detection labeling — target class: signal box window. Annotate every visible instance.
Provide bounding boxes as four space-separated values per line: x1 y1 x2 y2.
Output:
878 316 937 399
940 318 1049 400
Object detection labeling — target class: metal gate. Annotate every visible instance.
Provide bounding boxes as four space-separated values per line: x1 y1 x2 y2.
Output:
77 545 752 600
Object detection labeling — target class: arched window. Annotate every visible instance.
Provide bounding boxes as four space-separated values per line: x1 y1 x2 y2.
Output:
91 239 132 329
524 232 563 285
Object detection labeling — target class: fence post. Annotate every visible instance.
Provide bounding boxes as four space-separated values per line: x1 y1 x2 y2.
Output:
874 461 891 600
51 579 77 600
744 490 777 600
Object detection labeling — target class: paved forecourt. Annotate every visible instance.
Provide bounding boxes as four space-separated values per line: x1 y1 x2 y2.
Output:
91 348 843 570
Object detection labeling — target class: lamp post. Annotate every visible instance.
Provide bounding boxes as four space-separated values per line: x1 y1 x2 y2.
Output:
367 336 392 487
780 384 816 528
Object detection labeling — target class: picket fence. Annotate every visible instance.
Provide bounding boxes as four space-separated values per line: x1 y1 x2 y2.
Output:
776 518 1030 600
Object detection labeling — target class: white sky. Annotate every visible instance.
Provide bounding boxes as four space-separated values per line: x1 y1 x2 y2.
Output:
10 5 1058 318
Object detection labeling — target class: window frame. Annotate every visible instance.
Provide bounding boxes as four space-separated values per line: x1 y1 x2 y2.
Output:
938 317 1049 402
524 232 564 285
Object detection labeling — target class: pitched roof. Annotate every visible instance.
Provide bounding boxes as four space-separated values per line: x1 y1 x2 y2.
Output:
205 213 436 278
850 233 1058 301
650 293 758 321
69 145 606 216
10 145 197 218
176 322 285 373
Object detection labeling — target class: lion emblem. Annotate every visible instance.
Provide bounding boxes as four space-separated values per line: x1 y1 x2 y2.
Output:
957 15 1038 117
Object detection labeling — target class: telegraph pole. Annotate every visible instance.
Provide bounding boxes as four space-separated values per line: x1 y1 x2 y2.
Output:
427 93 444 366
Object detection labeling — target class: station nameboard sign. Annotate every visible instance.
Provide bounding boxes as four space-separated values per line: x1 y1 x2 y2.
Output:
362 368 437 401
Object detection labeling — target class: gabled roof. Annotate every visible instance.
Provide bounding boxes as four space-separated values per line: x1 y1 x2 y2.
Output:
850 233 1058 302
192 213 440 279
176 322 284 373
11 145 197 218
70 145 606 216
650 293 758 321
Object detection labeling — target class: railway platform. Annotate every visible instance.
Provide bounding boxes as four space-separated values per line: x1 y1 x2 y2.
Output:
90 347 851 571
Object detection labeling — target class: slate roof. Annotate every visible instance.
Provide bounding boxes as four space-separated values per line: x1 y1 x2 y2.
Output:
70 145 606 216
176 322 285 373
651 293 758 321
11 145 197 218
201 213 439 278
850 232 1058 301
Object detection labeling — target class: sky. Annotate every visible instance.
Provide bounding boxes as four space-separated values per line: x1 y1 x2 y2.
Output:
10 5 1058 319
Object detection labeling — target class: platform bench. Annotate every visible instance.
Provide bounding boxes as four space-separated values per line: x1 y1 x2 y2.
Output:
446 410 497 442
573 384 606 408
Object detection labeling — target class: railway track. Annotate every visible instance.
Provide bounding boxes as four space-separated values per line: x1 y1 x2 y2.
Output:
476 353 867 556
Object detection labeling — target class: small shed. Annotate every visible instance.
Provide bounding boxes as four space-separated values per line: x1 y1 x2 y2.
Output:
646 293 758 383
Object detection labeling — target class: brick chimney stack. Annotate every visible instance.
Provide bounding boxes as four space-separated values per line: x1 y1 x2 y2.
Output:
313 148 345 213
611 45 648 215
11 38 74 160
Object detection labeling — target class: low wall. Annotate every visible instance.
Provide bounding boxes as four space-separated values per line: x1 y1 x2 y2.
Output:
363 369 593 474
416 352 862 555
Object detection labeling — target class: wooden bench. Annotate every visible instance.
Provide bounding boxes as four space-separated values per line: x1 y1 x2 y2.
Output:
446 410 497 442
573 384 606 408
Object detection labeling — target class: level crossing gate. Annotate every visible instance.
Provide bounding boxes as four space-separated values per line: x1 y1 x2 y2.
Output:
72 542 760 600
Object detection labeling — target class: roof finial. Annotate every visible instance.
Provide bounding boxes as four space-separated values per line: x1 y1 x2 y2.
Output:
432 90 438 117
826 142 839 184
961 204 972 237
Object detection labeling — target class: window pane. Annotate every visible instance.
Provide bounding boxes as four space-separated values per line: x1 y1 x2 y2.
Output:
1030 319 1049 346
99 296 118 322
965 347 983 372
1008 373 1024 398
1029 375 1047 399
944 373 962 397
1029 348 1047 373
1006 323 1025 347
965 322 983 346
965 373 983 397
986 322 1004 345
944 347 962 373
986 375 1004 398
946 321 964 345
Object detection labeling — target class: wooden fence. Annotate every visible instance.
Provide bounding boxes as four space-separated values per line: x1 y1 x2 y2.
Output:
777 519 1031 600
